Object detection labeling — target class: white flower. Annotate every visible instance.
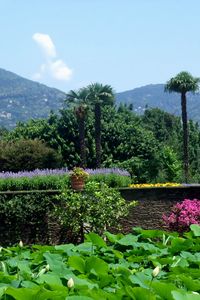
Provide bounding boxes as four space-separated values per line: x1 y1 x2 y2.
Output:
37 267 47 277
45 264 50 271
152 266 160 277
19 240 23 248
67 278 74 288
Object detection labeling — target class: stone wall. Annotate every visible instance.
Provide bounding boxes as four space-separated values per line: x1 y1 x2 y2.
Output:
119 186 200 231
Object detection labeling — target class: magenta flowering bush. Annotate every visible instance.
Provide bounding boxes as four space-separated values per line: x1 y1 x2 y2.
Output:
163 199 200 232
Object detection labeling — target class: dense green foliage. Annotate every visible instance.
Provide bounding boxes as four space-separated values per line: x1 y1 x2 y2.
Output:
165 71 200 95
1 226 200 299
0 182 133 245
54 181 135 242
165 71 200 182
0 192 54 245
2 105 200 182
0 139 62 171
0 175 68 191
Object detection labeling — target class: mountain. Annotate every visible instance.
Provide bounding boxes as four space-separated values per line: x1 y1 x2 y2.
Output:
0 68 66 128
1 68 200 129
116 84 200 123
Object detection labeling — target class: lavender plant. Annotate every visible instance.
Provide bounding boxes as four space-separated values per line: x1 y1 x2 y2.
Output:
0 168 131 190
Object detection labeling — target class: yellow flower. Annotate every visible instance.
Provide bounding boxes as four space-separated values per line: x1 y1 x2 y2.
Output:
129 182 182 188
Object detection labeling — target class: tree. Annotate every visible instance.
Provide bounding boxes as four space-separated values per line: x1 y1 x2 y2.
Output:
66 88 89 168
165 71 200 182
0 139 62 171
87 83 114 167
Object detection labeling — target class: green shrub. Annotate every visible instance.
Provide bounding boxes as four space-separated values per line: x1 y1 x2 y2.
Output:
0 182 136 245
0 175 69 191
0 193 55 245
87 173 131 187
0 139 63 171
54 181 136 243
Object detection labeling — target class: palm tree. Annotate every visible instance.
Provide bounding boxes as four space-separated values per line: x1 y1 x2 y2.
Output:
165 71 200 182
65 88 89 168
87 83 114 168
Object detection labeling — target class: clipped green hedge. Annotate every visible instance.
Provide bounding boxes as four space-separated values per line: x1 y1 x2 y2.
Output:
0 175 69 191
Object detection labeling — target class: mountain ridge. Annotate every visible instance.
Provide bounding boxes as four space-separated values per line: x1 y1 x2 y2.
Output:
1 68 200 128
0 68 66 128
116 83 200 122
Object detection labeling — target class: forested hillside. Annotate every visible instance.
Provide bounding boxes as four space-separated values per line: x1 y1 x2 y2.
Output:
0 68 66 128
116 84 200 123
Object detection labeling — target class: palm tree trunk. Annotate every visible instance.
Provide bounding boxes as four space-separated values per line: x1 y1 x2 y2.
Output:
94 102 101 168
77 114 86 168
181 92 189 183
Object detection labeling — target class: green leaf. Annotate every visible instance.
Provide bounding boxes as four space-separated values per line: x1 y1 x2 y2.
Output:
135 228 168 239
5 286 41 300
0 286 7 298
43 252 70 275
55 244 75 253
172 290 200 300
76 242 93 254
68 256 85 273
21 281 38 289
104 231 123 243
151 282 178 300
117 234 138 246
129 272 151 289
86 232 107 248
190 224 200 237
132 287 157 300
64 275 98 289
66 297 94 300
170 238 193 254
36 273 63 286
85 256 108 274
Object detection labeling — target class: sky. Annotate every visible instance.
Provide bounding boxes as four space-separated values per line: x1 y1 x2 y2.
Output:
0 0 200 93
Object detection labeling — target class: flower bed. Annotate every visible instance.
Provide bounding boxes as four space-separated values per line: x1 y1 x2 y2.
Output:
129 182 182 188
0 168 131 190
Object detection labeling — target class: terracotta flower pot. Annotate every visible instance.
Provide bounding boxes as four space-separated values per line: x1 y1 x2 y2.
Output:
70 175 85 191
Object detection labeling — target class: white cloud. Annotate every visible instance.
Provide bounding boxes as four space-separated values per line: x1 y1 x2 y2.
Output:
50 59 72 80
32 33 73 82
33 33 56 58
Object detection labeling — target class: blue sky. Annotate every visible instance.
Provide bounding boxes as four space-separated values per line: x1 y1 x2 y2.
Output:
0 0 200 93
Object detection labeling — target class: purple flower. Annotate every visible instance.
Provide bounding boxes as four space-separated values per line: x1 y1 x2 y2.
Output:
0 168 130 179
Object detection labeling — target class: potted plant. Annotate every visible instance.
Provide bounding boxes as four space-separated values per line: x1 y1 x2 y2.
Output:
69 167 89 191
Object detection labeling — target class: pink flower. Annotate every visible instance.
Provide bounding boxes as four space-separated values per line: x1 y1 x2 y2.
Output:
163 199 200 233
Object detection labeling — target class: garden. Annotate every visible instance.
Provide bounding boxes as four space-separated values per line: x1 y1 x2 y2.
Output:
1 73 200 299
1 167 200 299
